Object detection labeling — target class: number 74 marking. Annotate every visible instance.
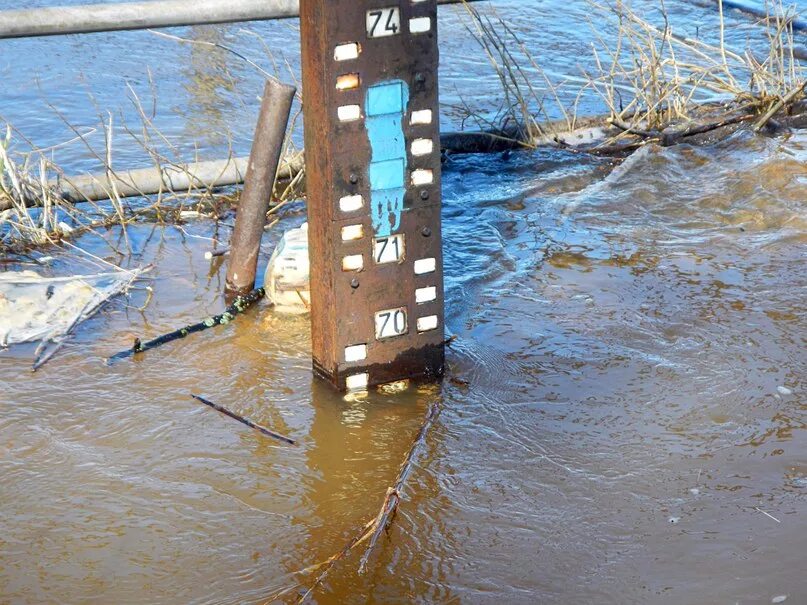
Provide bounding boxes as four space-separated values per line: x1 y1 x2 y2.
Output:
366 7 401 38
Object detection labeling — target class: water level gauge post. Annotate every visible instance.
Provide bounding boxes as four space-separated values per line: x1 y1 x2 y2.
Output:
300 0 446 391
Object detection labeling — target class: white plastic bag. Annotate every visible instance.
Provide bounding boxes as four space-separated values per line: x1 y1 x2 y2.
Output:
0 267 147 368
264 223 310 314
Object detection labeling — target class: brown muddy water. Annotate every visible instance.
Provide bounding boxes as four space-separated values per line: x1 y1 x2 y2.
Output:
1 1 806 604
2 131 805 605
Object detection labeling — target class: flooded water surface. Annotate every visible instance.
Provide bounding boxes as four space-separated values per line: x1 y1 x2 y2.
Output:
1 1 805 604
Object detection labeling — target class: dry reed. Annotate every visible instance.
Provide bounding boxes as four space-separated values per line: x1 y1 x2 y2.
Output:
1 30 304 255
462 0 805 148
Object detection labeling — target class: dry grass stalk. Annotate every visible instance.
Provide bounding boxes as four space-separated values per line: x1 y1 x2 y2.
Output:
461 2 580 145
0 113 302 255
1 28 305 256
588 0 804 132
0 125 101 251
462 0 805 149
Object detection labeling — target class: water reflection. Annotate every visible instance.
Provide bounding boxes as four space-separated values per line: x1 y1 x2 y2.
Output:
279 380 457 603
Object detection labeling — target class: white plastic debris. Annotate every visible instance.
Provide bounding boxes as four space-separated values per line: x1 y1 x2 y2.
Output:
264 222 310 314
0 267 148 368
179 210 211 220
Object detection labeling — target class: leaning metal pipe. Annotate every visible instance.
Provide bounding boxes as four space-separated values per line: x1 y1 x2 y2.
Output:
226 79 296 296
0 0 481 40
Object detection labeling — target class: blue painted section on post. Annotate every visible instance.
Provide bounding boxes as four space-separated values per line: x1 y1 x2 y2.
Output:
369 159 405 190
365 80 409 237
367 81 407 116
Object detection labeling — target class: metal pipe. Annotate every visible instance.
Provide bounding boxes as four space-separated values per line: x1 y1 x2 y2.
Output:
0 0 479 40
712 0 806 32
58 157 247 205
226 79 296 297
0 154 304 212
0 129 527 212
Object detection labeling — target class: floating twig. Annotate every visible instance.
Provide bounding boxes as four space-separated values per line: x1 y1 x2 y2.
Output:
289 399 443 603
357 400 441 574
106 287 265 364
753 80 807 132
754 506 781 524
292 519 377 604
204 246 230 260
190 394 296 445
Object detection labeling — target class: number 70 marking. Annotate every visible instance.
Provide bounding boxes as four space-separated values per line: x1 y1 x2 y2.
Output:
375 307 408 339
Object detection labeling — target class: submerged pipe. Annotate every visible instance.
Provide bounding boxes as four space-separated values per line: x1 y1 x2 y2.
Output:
54 156 244 203
714 0 807 33
0 154 303 211
226 79 296 297
0 0 480 40
0 130 525 212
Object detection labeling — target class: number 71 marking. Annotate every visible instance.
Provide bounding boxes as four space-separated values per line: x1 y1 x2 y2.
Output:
366 7 401 38
374 234 405 264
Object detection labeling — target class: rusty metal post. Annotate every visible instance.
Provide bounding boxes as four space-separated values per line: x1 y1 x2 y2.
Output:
300 0 445 391
226 79 296 297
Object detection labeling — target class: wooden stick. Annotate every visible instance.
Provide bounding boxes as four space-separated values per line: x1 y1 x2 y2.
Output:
204 247 230 260
357 400 442 574
677 112 755 138
288 399 443 603
257 516 378 603
609 116 663 139
753 80 807 132
605 112 758 149
106 287 265 364
190 394 296 445
292 519 377 604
